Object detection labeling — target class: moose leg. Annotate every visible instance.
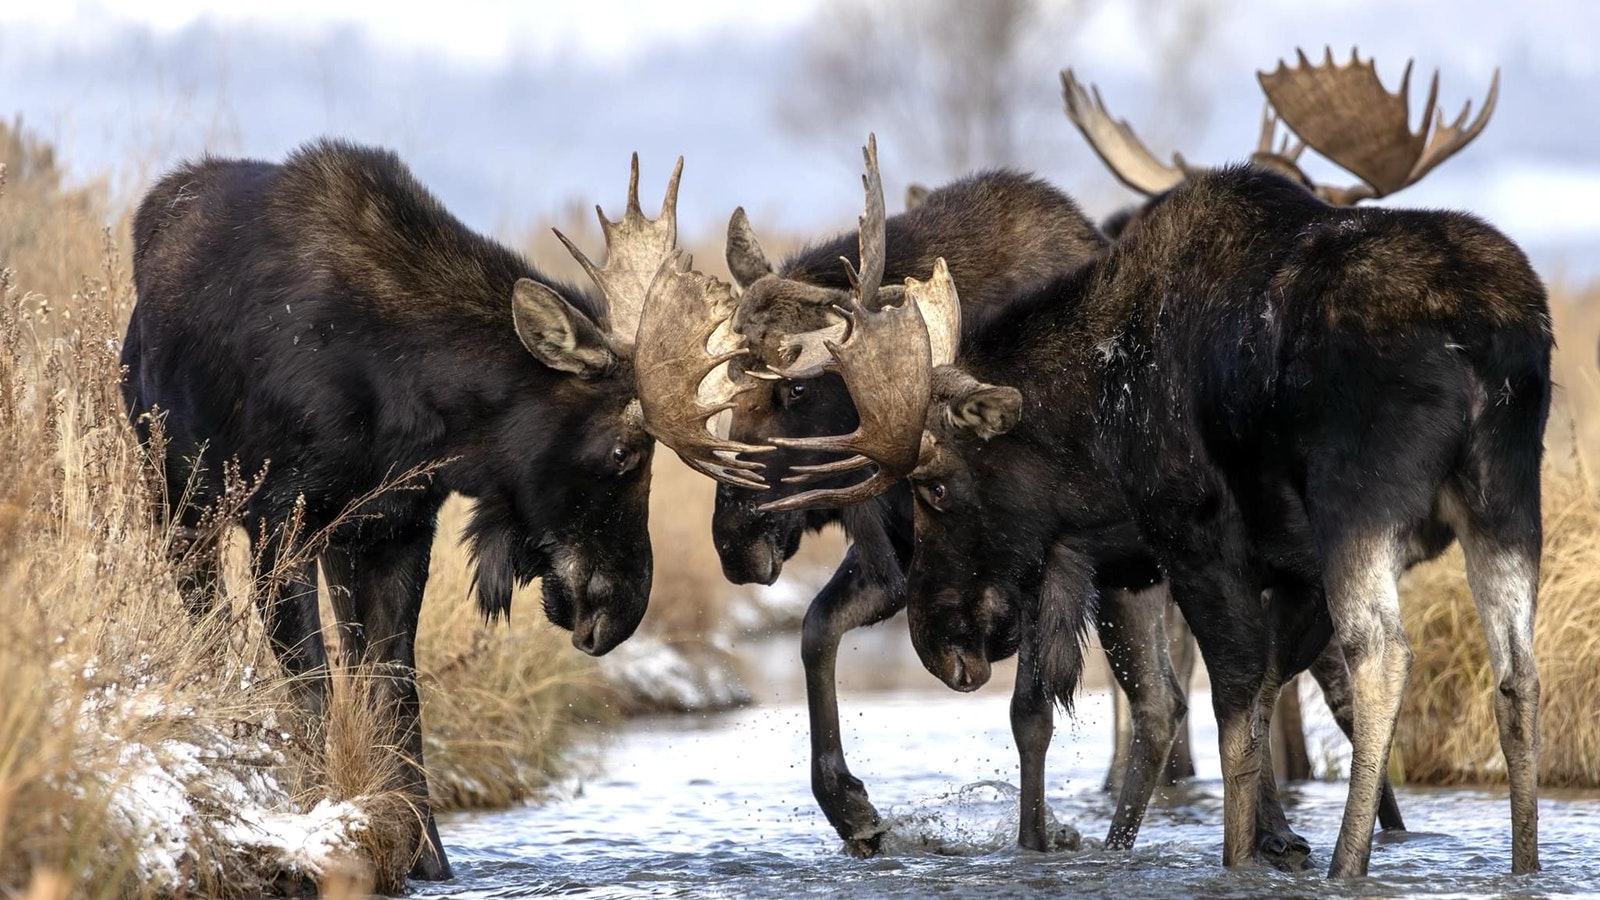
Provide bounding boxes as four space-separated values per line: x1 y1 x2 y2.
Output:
1251 673 1314 871
801 546 903 857
1106 601 1195 795
1455 519 1542 874
249 534 330 718
1098 584 1185 850
1010 623 1057 851
1161 614 1198 783
1308 637 1405 832
1319 535 1410 878
1105 681 1133 795
333 524 451 882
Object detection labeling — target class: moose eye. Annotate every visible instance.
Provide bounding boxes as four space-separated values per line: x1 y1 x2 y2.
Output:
783 382 807 405
612 444 636 473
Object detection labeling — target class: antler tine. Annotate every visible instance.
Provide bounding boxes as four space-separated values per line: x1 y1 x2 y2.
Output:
634 252 775 490
623 152 642 217
555 154 683 347
1407 67 1499 184
660 155 684 223
851 134 887 306
1061 68 1187 197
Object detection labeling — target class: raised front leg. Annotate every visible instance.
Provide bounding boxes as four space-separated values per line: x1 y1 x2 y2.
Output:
1106 598 1195 795
1097 584 1185 850
801 545 905 857
323 523 451 882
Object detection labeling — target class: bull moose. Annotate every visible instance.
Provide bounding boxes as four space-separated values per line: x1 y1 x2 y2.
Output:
710 155 1196 855
750 139 1548 876
121 139 723 880
1064 47 1500 824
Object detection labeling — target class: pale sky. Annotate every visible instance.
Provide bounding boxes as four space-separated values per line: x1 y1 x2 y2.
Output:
0 0 825 66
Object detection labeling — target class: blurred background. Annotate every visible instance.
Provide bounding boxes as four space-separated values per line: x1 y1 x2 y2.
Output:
3 0 1598 277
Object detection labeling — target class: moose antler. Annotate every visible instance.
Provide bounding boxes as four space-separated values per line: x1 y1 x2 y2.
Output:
759 136 960 513
554 154 683 346
1259 47 1499 204
1061 69 1189 197
634 251 773 489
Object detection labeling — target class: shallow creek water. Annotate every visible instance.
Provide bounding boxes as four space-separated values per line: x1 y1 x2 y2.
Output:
418 632 1600 899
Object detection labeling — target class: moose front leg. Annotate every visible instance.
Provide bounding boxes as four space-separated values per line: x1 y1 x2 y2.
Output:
329 524 452 883
247 529 330 719
802 546 905 857
1010 629 1056 851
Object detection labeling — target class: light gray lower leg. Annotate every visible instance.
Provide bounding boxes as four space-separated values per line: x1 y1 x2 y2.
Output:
1459 530 1541 874
1324 539 1411 879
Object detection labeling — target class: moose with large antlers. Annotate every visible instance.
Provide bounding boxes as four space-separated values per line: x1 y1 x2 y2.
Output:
122 139 720 879
709 151 1197 856
745 128 1547 880
1063 45 1502 826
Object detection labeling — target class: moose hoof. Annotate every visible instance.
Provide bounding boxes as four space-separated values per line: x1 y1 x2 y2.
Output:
1256 829 1314 872
410 817 455 882
841 819 891 859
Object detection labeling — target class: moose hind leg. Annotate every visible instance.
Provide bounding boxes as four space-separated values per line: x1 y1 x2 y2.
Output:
1251 672 1314 871
1308 635 1406 832
1320 535 1410 878
801 547 903 857
1097 584 1185 851
1456 521 1541 874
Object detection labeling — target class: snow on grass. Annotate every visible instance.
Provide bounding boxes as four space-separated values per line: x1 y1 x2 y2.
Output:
86 685 370 892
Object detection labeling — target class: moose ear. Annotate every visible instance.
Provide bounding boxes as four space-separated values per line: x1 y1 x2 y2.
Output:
726 207 774 289
511 278 618 378
944 374 1022 440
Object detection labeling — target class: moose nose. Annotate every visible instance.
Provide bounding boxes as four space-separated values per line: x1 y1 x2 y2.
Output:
716 531 782 585
572 611 609 656
948 651 990 693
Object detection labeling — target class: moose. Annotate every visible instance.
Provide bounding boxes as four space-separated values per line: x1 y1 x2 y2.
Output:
121 139 734 880
1064 47 1500 818
751 125 1548 877
710 152 1197 856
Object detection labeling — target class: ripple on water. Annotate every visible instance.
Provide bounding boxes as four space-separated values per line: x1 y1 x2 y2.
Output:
416 690 1600 899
